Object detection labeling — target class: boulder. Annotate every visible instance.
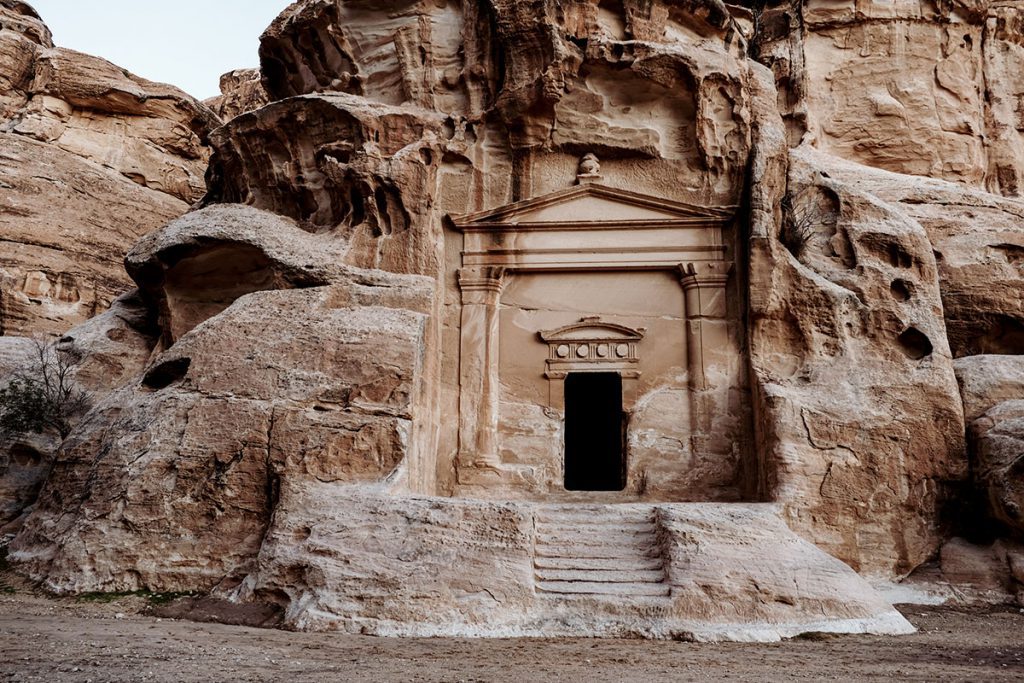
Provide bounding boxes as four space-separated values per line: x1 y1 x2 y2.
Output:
10 273 434 593
203 69 269 122
971 400 1024 535
125 204 353 344
955 355 1024 424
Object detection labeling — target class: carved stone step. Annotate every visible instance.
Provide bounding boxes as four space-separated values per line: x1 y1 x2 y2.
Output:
536 580 672 597
535 509 658 525
536 521 658 535
534 544 663 561
534 556 665 571
535 568 667 584
535 529 658 548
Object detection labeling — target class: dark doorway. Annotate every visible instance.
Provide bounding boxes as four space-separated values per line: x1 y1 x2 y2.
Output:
564 372 625 491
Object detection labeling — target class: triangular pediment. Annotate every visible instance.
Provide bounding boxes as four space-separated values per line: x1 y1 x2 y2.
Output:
453 184 733 228
539 317 646 343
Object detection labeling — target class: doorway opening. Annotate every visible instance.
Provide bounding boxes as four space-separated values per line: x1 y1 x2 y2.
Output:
564 372 625 491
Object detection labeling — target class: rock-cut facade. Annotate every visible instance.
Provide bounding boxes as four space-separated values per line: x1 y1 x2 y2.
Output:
1 0 1024 640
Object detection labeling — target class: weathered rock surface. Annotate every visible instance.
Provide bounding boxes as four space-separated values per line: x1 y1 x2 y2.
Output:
971 400 1024 535
937 537 1022 603
0 292 157 530
0 134 187 338
0 0 220 337
955 355 1024 424
125 205 354 344
4 0 1024 640
11 267 434 592
955 355 1024 538
748 138 967 576
204 93 446 275
229 493 913 640
0 335 52 530
204 69 269 122
755 0 1024 195
813 158 1024 359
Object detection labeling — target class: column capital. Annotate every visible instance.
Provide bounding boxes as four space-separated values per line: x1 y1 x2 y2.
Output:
458 266 507 292
679 261 732 320
458 267 506 304
678 261 733 290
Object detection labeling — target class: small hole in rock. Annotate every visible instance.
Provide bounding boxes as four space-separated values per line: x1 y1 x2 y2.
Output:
888 243 913 269
142 358 192 391
10 443 43 468
890 279 913 302
898 328 933 360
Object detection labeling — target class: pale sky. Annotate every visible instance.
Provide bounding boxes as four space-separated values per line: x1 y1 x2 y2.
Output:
28 1 290 100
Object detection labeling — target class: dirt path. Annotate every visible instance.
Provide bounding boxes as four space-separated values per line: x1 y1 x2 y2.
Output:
1 590 1023 682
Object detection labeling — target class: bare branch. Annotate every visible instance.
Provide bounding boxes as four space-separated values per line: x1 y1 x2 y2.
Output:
0 339 93 441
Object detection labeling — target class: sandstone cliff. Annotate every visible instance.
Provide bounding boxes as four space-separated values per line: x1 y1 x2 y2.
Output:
2 0 1024 639
0 0 220 337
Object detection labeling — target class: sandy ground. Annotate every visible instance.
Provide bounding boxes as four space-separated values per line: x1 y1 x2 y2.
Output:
1 587 1023 682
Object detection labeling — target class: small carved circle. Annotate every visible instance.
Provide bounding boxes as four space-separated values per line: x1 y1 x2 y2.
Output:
556 344 570 358
616 344 630 358
596 344 609 358
576 344 590 358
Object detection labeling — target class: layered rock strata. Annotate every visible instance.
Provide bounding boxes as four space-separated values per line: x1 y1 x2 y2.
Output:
0 0 219 337
755 0 1024 195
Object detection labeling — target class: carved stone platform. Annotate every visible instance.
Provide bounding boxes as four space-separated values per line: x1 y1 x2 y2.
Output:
235 485 917 641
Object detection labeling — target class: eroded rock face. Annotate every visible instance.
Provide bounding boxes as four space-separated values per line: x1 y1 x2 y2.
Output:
0 0 219 337
756 0 1024 195
125 205 354 345
11 269 434 592
0 291 157 530
204 69 269 122
971 400 1024 535
813 159 1024 359
748 142 967 576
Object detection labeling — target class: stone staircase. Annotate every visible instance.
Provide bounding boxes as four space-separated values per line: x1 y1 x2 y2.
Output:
533 505 670 598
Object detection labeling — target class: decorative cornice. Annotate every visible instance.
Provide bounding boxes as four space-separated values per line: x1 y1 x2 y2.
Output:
539 316 647 343
451 183 737 229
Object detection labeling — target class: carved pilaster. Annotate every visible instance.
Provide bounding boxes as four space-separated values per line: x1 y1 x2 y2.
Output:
679 262 732 392
457 267 506 470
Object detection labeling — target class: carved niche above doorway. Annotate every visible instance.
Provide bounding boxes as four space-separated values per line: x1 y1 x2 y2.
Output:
450 175 737 498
